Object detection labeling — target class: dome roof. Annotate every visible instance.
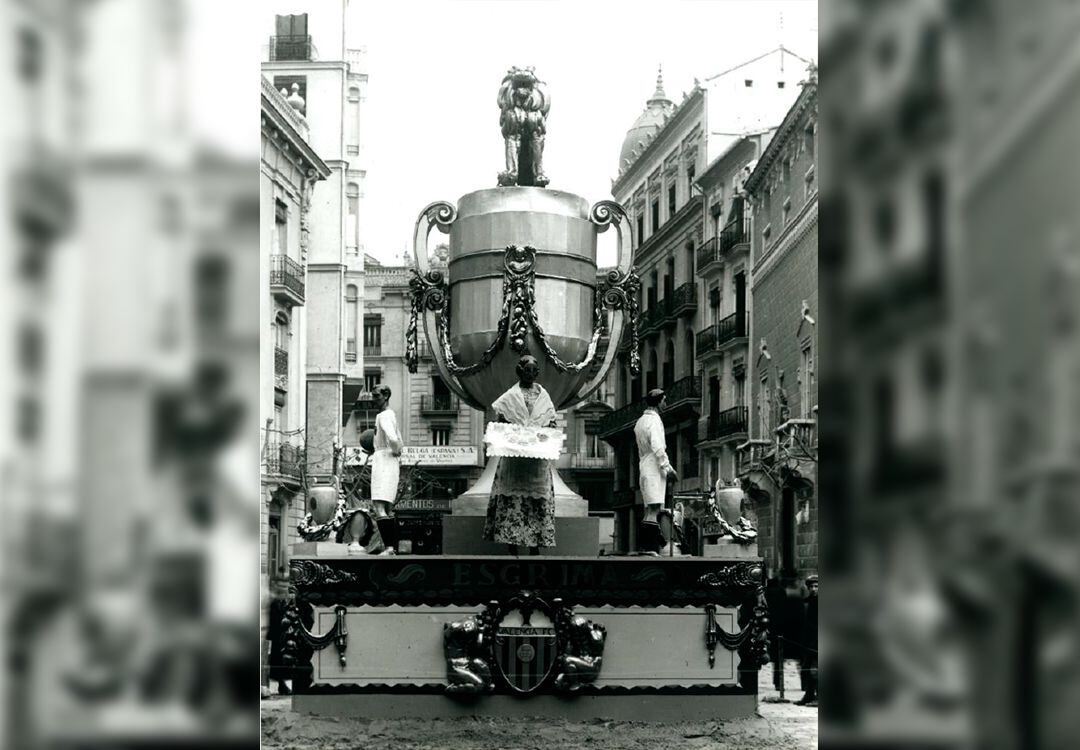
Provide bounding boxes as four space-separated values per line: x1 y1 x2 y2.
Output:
619 68 674 173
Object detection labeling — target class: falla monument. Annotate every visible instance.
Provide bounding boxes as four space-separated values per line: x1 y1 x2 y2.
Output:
283 67 769 720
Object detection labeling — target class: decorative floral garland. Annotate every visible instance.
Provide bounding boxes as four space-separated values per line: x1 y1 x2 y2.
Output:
405 245 641 378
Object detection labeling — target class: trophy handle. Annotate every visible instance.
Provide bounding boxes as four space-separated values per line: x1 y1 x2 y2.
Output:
412 202 484 410
561 201 636 410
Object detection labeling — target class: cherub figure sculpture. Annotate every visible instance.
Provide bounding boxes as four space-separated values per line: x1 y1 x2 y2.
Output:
497 67 551 188
553 614 606 690
443 616 494 694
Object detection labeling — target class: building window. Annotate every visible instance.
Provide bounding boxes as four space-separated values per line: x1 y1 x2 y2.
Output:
195 256 229 329
431 426 451 446
346 185 359 255
364 371 381 393
19 28 43 83
687 164 696 195
275 199 288 255
805 123 816 158
758 371 771 436
18 395 40 443
668 184 676 219
636 214 644 246
777 81 786 89
782 158 791 187
346 285 359 361
651 200 660 233
744 79 753 87
19 324 43 375
267 513 282 577
363 316 382 356
272 75 307 104
800 341 815 417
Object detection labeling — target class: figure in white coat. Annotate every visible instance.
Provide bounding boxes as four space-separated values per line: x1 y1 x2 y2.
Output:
633 388 677 553
369 384 404 554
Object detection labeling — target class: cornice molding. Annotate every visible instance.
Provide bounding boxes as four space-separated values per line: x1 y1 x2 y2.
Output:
744 84 817 197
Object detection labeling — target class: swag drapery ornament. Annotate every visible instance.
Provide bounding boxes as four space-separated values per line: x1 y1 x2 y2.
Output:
406 243 640 383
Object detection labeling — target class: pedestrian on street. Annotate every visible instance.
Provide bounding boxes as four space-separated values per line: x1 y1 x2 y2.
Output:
797 574 819 705
265 580 292 696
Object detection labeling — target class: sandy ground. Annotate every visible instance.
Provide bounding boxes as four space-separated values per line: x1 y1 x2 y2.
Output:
262 663 817 750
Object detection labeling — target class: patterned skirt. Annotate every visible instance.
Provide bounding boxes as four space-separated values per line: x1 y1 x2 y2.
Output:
483 457 556 547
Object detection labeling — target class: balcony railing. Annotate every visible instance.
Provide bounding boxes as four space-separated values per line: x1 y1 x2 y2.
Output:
264 441 304 481
666 282 697 320
597 400 647 438
697 237 721 271
269 35 316 62
735 439 774 477
640 304 665 336
569 452 615 469
696 325 717 358
716 312 748 347
270 255 305 305
274 347 288 388
776 418 817 461
663 374 701 410
719 216 750 255
707 405 749 440
364 345 382 357
420 394 458 415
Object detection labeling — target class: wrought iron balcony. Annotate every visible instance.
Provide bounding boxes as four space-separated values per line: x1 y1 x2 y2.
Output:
665 282 697 321
269 35 316 61
274 346 288 389
264 441 304 481
597 400 646 439
719 216 750 255
639 304 666 337
364 345 382 357
270 255 305 306
697 237 721 272
569 452 615 469
663 374 701 411
707 406 749 441
735 439 774 477
716 312 748 348
776 418 817 461
420 394 458 415
696 325 717 359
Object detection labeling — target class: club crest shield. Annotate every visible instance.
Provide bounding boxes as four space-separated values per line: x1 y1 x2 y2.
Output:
492 604 557 693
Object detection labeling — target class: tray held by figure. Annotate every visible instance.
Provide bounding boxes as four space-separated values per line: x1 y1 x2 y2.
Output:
484 422 565 460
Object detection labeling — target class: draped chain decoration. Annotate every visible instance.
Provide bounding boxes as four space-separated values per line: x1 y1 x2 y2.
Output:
406 245 641 377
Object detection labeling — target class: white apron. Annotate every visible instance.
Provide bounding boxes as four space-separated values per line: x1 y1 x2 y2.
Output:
370 448 400 504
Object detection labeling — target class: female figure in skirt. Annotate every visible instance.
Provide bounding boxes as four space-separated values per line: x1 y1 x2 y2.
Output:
370 384 403 554
483 355 558 555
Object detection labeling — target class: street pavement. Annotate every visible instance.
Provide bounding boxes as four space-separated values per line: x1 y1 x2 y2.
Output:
262 662 818 749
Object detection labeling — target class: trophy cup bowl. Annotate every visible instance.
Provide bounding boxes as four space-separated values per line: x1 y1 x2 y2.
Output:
409 187 639 414
448 188 597 409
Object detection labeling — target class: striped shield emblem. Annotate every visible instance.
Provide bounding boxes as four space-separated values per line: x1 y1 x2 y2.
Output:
493 613 557 693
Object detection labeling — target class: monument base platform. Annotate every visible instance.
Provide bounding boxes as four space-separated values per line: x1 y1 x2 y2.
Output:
442 515 599 555
283 555 768 716
703 540 759 558
294 692 756 721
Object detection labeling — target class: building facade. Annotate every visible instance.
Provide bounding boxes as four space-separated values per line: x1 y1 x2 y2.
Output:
599 54 810 552
740 78 818 584
694 134 771 493
260 76 329 585
262 1 367 477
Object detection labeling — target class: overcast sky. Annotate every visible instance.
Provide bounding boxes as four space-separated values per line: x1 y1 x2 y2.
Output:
194 0 816 266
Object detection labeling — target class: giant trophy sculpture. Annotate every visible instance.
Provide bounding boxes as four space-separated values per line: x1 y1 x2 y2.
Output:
405 67 641 522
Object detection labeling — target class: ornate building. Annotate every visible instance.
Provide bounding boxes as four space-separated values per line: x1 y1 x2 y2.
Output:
262 2 368 478
740 75 818 584
260 76 330 585
601 52 811 552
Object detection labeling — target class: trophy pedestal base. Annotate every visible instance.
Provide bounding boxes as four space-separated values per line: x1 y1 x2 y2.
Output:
452 456 588 517
441 515 600 556
703 540 759 558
